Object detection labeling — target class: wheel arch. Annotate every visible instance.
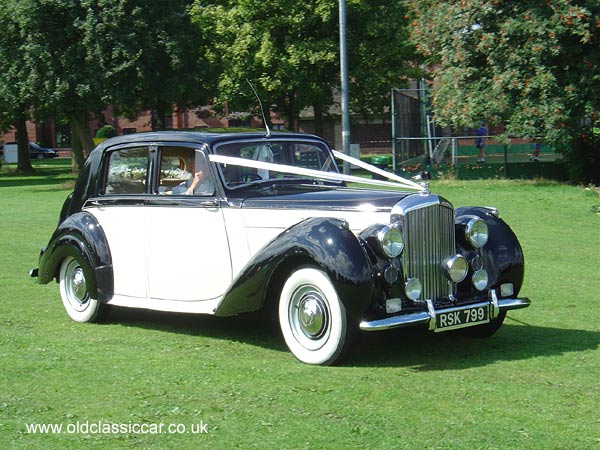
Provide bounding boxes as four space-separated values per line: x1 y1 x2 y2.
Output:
215 217 375 320
38 212 113 302
263 254 316 318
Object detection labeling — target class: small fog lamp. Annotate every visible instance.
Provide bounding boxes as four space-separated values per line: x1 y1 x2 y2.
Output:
383 265 399 285
405 277 422 301
472 269 489 291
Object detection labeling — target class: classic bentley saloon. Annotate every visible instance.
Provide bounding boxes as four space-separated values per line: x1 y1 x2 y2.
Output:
32 131 530 365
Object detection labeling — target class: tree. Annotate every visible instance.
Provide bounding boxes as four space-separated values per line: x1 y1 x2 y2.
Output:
190 0 338 132
0 1 34 174
408 0 600 183
190 0 418 132
5 0 211 171
1 0 138 169
347 1 421 119
109 0 213 130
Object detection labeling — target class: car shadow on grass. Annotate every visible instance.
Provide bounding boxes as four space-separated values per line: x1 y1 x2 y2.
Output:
103 307 599 368
104 306 289 353
347 318 600 369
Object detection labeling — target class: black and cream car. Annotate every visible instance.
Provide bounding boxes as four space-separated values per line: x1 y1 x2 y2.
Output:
31 131 530 365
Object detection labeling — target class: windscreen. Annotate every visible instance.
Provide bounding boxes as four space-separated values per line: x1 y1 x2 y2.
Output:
213 140 340 188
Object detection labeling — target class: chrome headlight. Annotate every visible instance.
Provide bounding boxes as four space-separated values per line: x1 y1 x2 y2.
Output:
443 254 468 283
377 224 404 258
465 218 489 248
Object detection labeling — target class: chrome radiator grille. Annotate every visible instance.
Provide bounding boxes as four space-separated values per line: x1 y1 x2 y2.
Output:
401 202 455 300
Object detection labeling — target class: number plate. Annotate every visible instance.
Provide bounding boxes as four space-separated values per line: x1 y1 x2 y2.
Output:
435 305 489 332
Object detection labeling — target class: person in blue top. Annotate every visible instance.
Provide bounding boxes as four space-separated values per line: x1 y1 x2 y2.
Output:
476 121 487 163
531 142 541 162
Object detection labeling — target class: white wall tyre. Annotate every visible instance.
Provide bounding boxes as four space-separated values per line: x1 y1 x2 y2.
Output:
279 266 354 365
59 256 105 323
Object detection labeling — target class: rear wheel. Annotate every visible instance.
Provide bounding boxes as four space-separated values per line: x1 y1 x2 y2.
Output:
59 256 106 323
279 266 355 365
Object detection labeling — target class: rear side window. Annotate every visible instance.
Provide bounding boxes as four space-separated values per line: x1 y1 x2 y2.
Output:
157 147 214 196
103 147 149 195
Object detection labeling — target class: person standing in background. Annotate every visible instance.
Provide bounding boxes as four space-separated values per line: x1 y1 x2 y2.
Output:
476 121 487 163
531 142 541 162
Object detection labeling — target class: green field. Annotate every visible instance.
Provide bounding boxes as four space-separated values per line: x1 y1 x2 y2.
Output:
1 159 599 449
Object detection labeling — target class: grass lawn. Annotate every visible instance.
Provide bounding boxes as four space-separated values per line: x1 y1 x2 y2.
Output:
1 160 599 449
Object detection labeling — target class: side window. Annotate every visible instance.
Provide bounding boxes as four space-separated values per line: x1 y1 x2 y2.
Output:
158 147 214 196
103 147 149 195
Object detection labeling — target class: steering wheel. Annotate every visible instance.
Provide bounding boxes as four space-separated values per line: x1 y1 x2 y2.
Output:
228 173 263 184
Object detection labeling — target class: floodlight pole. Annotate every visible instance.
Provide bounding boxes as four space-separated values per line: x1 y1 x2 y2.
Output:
339 0 351 174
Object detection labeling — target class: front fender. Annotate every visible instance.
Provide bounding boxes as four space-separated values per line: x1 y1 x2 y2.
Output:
215 217 374 320
455 207 525 296
38 212 113 302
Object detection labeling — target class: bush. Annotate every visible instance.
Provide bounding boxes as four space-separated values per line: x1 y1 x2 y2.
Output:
95 125 117 139
557 129 600 185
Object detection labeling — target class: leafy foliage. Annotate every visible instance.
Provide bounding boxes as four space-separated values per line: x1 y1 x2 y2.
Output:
95 125 117 139
190 0 339 129
347 1 421 118
0 0 211 170
0 0 36 172
408 0 599 182
190 0 419 130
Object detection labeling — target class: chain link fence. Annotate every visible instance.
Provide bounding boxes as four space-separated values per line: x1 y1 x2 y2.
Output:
391 88 562 179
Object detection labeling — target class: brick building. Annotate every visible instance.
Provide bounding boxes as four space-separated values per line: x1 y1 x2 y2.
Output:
1 103 394 157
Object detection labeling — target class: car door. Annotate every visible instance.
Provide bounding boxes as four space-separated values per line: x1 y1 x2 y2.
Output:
144 145 233 303
86 145 149 300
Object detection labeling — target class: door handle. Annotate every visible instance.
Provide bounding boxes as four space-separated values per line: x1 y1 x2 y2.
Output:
199 200 219 208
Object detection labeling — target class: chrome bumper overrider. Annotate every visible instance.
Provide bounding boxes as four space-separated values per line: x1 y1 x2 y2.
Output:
359 291 531 332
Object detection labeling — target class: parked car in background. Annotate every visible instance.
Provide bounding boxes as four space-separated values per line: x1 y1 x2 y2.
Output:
2 141 59 160
29 142 59 159
31 131 530 365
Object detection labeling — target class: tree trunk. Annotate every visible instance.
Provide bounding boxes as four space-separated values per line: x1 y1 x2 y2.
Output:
16 114 33 174
151 109 160 131
313 101 324 137
286 91 299 132
71 133 83 174
151 101 169 130
68 110 94 172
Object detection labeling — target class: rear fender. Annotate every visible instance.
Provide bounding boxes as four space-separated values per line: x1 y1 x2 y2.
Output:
38 212 113 302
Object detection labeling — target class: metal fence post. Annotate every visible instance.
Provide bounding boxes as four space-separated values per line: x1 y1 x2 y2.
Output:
391 89 397 172
504 143 509 178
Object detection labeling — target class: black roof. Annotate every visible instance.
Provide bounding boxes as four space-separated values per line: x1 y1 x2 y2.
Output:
93 130 327 154
65 130 333 218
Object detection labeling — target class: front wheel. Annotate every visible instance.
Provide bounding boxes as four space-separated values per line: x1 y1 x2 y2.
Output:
278 266 355 365
59 256 106 323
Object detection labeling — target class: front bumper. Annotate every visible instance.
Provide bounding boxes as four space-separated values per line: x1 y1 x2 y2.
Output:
359 291 530 332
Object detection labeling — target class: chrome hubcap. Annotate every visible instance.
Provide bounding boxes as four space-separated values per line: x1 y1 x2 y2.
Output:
290 286 330 342
71 268 87 301
64 259 89 310
298 295 327 338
